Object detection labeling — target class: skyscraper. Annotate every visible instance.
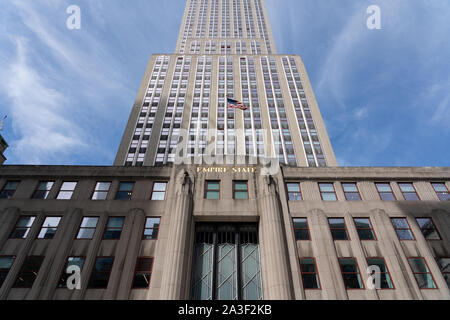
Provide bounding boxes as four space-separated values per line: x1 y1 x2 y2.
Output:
115 0 337 168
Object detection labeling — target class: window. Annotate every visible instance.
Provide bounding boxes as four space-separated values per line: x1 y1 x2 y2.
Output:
143 217 160 240
300 258 320 289
32 181 54 199
342 183 361 201
10 216 36 239
115 182 134 200
339 258 364 289
205 181 220 199
103 217 125 240
286 183 302 201
354 218 376 240
367 258 394 289
435 258 450 289
293 218 310 240
375 183 396 201
88 257 114 288
76 217 99 239
398 183 420 201
391 218 415 240
233 181 248 199
37 217 62 239
328 218 349 240
58 257 85 288
408 258 437 289
0 256 15 288
133 257 154 289
415 218 441 240
92 182 111 200
0 181 20 199
432 183 450 201
151 182 167 200
13 256 44 288
319 183 337 201
57 182 77 200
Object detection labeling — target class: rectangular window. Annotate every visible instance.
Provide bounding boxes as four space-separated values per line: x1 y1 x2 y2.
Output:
37 217 62 239
0 256 15 288
408 258 437 289
151 182 167 200
435 258 450 289
76 217 99 239
0 181 20 199
342 183 361 201
398 183 420 201
293 218 310 240
92 182 111 200
300 258 320 289
328 218 349 240
432 183 450 201
339 258 364 289
133 257 154 289
58 257 85 288
286 183 302 201
415 218 441 240
319 183 337 201
88 257 114 289
367 258 394 289
32 181 54 199
103 217 125 240
13 256 44 288
233 181 248 199
57 182 77 200
115 182 134 200
143 217 160 240
205 181 220 200
376 183 396 201
10 216 36 239
391 218 415 240
354 218 376 240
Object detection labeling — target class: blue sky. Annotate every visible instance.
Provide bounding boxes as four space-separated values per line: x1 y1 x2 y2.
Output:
0 0 449 167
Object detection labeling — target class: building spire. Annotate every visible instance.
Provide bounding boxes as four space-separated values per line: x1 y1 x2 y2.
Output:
0 115 7 131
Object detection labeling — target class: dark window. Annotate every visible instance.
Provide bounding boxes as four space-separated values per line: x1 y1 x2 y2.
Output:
293 218 310 240
391 218 415 240
0 181 20 199
300 258 320 289
133 257 154 289
408 258 437 289
367 258 394 289
205 181 220 199
435 258 450 289
342 183 361 201
76 217 99 239
92 182 111 200
58 257 85 288
32 181 54 199
398 183 420 201
415 218 441 240
0 256 15 288
354 218 376 240
104 217 125 240
56 182 77 200
151 182 167 200
37 217 61 239
88 257 114 288
328 218 349 240
339 258 363 289
376 183 396 201
286 183 302 201
233 181 248 199
10 216 36 239
143 217 160 240
13 256 44 288
115 182 134 200
319 183 337 201
432 183 450 201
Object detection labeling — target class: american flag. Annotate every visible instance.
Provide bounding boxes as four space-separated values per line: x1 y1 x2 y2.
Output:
227 98 248 111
